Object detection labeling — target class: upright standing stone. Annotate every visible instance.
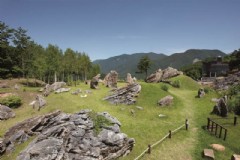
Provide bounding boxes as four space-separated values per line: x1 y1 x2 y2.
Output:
104 70 118 88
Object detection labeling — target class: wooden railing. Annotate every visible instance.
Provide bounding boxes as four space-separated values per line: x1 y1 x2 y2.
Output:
206 116 237 141
134 119 189 160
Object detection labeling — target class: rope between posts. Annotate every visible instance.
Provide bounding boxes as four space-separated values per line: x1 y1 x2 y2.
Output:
134 123 186 160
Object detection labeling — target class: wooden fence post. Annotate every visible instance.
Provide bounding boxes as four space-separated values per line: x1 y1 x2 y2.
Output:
169 130 172 139
207 118 210 130
211 121 214 132
234 116 237 126
224 129 227 141
219 127 222 138
215 123 218 136
148 144 151 154
185 119 189 130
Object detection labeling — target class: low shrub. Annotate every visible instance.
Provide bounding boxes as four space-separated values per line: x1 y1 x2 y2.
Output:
0 96 22 108
161 85 169 92
172 80 181 88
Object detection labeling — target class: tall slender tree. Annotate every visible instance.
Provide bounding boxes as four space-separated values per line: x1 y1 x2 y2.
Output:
137 55 152 80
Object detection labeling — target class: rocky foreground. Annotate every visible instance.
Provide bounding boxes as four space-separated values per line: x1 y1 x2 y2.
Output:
0 110 135 160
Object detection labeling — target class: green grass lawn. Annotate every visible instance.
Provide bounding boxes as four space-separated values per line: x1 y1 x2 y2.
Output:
0 75 239 160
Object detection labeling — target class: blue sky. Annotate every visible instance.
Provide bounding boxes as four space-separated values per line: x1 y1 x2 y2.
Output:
1 0 240 60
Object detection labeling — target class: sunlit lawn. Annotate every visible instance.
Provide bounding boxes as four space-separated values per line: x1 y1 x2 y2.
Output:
0 76 239 160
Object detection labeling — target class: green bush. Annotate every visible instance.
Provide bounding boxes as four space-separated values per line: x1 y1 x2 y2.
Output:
172 80 181 88
89 111 111 135
0 96 22 108
203 87 210 94
161 85 169 92
227 95 240 115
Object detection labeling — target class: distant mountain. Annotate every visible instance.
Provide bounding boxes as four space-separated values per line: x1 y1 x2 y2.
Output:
93 49 226 79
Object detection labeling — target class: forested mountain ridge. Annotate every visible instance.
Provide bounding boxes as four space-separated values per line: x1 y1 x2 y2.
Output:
93 49 226 79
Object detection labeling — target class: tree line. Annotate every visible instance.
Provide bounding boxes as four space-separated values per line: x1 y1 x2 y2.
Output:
0 21 100 84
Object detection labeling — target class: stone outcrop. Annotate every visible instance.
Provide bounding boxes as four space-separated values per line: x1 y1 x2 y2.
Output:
90 74 101 89
0 104 15 120
54 88 71 94
0 110 134 160
157 95 174 106
126 73 135 85
214 71 240 90
43 82 66 96
103 83 141 105
146 67 183 83
104 70 118 88
211 96 228 117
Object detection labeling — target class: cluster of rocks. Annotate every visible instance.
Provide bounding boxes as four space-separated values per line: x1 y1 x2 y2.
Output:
104 70 118 88
201 71 240 90
157 95 174 106
42 82 67 96
0 110 135 160
146 67 183 83
103 83 141 105
211 96 228 117
0 104 15 120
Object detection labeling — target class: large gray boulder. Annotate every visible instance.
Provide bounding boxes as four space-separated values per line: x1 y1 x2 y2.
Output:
211 96 228 117
0 110 134 160
146 67 182 83
0 104 15 120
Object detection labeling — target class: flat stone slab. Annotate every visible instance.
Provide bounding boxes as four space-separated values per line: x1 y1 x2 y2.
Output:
210 144 225 152
203 149 215 159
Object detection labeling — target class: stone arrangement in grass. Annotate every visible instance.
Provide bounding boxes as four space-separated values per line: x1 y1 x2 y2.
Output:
103 83 141 105
0 109 135 160
146 67 183 83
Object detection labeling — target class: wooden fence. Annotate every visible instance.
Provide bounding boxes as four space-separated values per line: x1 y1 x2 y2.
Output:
206 116 238 141
134 119 189 160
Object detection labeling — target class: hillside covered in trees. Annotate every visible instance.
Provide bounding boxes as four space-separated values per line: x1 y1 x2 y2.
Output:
93 49 226 79
0 22 100 83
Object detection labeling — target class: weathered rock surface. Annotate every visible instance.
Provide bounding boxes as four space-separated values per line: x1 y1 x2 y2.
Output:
198 88 205 98
30 94 46 111
90 74 101 89
214 71 240 90
146 67 183 83
54 88 71 94
104 70 118 88
43 82 66 96
0 110 134 160
0 104 15 120
203 149 215 159
103 83 141 105
211 96 228 117
157 95 174 106
126 73 135 85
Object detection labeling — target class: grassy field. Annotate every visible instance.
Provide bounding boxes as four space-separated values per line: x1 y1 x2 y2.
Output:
0 76 239 160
